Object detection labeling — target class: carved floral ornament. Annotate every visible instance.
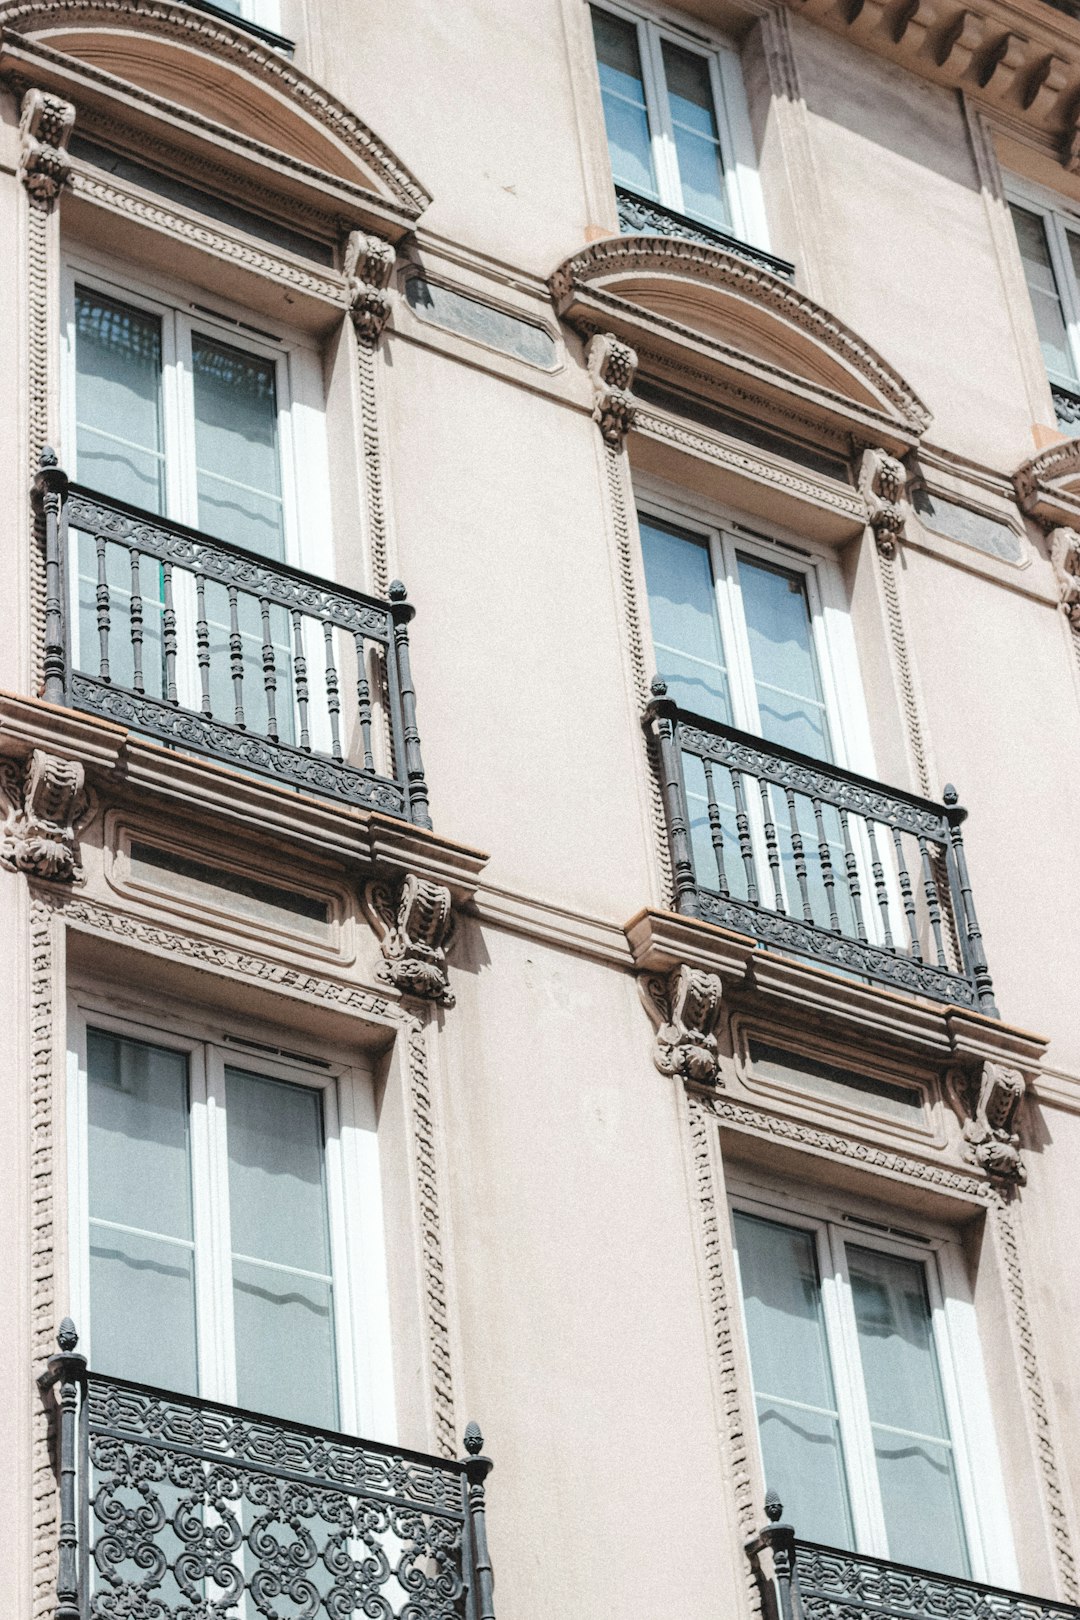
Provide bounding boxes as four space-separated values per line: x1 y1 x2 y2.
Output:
0 749 87 882
18 87 75 203
948 1060 1028 1183
857 445 909 558
345 231 396 341
363 873 456 1006
586 332 638 450
1014 446 1080 624
639 963 724 1085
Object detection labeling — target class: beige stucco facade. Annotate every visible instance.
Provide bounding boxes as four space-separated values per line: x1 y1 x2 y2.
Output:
3 3 1080 1620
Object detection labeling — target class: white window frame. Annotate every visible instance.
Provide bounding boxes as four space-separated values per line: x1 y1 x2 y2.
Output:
61 252 334 582
216 0 284 33
1005 176 1080 390
590 0 769 247
67 994 397 1443
729 1188 1018 1588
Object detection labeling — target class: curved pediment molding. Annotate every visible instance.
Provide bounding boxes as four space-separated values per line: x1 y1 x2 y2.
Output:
551 236 930 456
1014 438 1080 529
0 0 430 224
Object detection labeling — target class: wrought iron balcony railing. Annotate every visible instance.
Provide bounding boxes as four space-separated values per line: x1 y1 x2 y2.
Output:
747 1499 1078 1620
41 1322 496 1620
644 680 996 1012
614 185 796 280
33 451 431 827
1050 379 1080 436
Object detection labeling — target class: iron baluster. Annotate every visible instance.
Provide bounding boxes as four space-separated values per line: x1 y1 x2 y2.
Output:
129 550 145 694
94 533 111 683
917 833 948 968
644 679 696 913
388 582 432 829
702 757 729 897
891 826 922 960
785 789 814 924
227 585 246 729
839 808 868 943
732 769 759 905
323 619 343 761
291 609 310 750
463 1424 496 1620
353 631 376 772
38 1319 87 1620
34 448 69 705
259 598 279 742
758 779 785 912
162 562 178 706
943 785 997 1013
867 822 894 950
812 797 840 933
195 573 212 716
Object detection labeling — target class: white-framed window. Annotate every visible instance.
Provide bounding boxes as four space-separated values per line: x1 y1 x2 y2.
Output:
67 998 395 1439
731 1192 1016 1586
1007 184 1080 396
211 0 284 33
589 0 765 243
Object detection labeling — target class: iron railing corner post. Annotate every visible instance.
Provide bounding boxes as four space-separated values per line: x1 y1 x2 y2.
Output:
37 1318 87 1620
943 785 998 1015
643 677 697 914
745 1491 799 1620
32 447 70 707
462 1422 495 1620
387 580 432 830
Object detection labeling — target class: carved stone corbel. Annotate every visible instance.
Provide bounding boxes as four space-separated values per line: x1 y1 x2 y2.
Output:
639 963 724 1085
18 89 75 205
1048 527 1080 626
345 231 396 341
0 750 87 882
363 872 455 1005
857 446 908 557
586 332 638 449
948 1059 1027 1183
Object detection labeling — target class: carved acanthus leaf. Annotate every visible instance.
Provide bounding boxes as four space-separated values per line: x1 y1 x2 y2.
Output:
949 1060 1027 1183
586 332 638 448
345 230 396 341
639 964 724 1085
858 446 908 557
1048 528 1080 626
0 750 87 882
19 89 75 204
364 872 456 1005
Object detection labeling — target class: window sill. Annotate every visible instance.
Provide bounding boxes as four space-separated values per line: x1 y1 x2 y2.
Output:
614 186 795 282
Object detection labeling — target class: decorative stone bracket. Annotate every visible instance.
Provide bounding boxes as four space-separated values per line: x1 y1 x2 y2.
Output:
18 88 75 204
858 446 908 557
364 872 456 1006
1049 527 1080 627
0 749 87 882
586 332 638 449
947 1058 1027 1183
639 962 724 1085
345 230 396 341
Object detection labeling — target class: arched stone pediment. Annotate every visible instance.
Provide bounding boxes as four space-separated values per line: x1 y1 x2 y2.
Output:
0 0 430 225
550 236 930 456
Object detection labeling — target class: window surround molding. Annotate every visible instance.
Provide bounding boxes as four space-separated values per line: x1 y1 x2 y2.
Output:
727 1180 1020 1589
587 0 771 250
66 992 397 1441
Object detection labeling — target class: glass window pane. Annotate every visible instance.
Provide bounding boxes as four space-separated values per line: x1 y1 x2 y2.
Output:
1010 205 1076 383
735 1212 855 1548
640 516 732 724
591 7 657 197
74 287 165 512
848 1245 970 1576
737 554 832 760
85 1030 197 1392
662 43 730 228
224 1068 338 1428
191 334 286 560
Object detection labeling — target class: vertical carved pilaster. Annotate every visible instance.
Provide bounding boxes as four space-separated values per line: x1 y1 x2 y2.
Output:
346 231 396 598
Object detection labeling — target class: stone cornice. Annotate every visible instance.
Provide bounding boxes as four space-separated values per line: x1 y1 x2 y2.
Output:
0 691 488 902
784 0 1080 167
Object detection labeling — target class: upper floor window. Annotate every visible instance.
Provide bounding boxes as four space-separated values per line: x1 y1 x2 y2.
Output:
1008 192 1080 427
589 1 760 242
732 1199 1013 1584
69 1004 393 1436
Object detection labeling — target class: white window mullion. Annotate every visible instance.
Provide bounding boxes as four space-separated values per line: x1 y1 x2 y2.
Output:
1045 212 1080 385
827 1230 892 1558
713 47 763 246
641 21 682 211
201 1044 239 1407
